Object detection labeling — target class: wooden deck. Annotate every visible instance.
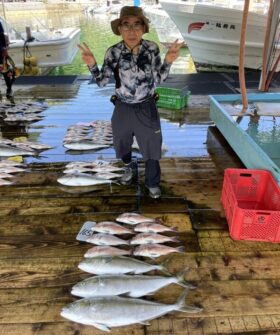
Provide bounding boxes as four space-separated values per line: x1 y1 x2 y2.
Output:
0 81 280 334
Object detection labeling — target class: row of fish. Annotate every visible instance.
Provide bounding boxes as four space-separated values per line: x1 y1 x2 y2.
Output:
63 120 113 151
0 102 48 124
84 213 183 259
61 212 201 331
57 159 124 187
0 137 52 157
0 159 25 186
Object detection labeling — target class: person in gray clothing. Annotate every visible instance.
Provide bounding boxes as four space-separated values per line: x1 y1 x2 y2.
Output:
78 6 183 198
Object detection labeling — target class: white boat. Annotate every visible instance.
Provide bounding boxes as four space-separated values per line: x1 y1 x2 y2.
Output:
144 5 184 46
91 0 122 15
1 17 80 69
160 0 279 71
109 0 123 14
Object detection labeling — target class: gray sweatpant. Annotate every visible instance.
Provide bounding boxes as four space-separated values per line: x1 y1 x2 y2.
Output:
111 97 162 160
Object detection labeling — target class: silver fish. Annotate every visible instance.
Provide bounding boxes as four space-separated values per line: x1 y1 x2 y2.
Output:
84 246 130 258
130 233 179 245
134 222 177 233
91 222 133 235
90 166 124 173
86 234 129 246
78 256 169 275
0 178 13 186
94 172 123 180
0 166 25 174
71 270 194 298
57 173 114 187
0 172 14 179
63 167 94 174
116 212 157 225
61 291 202 331
133 244 184 258
0 144 35 157
63 166 123 175
0 160 24 167
65 160 110 169
63 142 109 151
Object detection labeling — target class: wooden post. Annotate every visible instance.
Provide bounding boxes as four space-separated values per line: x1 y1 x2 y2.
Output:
239 0 250 112
259 0 274 91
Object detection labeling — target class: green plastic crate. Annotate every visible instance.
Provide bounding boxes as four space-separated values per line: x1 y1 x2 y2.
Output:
155 87 190 110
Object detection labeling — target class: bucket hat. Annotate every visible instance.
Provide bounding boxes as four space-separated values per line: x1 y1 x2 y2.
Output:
111 6 150 35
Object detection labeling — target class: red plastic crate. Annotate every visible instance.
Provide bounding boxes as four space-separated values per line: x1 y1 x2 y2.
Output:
221 168 280 243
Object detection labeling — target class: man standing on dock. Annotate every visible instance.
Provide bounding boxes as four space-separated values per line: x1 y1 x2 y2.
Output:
79 6 183 198
0 21 15 100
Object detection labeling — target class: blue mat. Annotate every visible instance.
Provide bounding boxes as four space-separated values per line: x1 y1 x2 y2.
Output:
14 75 78 85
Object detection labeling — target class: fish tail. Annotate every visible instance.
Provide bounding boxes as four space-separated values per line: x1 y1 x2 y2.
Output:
158 257 171 275
177 268 196 289
174 290 202 313
176 246 185 253
170 236 180 243
170 226 178 231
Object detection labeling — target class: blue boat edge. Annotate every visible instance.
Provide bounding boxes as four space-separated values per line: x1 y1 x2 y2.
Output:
209 93 280 185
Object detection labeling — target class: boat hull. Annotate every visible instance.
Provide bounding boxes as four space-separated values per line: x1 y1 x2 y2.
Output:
8 28 80 69
160 1 280 71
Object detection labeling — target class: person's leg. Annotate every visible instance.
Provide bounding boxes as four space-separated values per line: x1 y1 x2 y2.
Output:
133 100 162 197
121 151 132 164
145 159 160 187
111 101 134 159
3 71 14 98
111 101 135 185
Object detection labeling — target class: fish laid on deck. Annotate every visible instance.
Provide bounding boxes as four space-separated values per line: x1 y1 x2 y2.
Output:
57 173 116 186
0 178 14 186
84 246 131 258
116 212 158 225
63 166 124 174
133 244 184 258
86 233 129 246
91 221 133 235
71 271 194 298
63 141 109 151
130 233 179 245
61 291 201 331
78 256 169 275
134 222 177 233
0 144 35 157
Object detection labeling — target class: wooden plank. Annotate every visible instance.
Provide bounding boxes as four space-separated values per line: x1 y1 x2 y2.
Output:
0 235 93 258
0 198 137 216
0 212 192 236
188 209 228 230
198 232 280 252
145 316 280 335
0 323 144 335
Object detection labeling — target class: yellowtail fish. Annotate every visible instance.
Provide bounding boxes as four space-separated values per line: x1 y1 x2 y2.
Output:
61 291 202 331
71 270 194 298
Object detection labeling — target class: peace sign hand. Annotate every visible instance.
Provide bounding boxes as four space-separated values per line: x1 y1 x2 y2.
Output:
164 39 185 64
78 42 96 67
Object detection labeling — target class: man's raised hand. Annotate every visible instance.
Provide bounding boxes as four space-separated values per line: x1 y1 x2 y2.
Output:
78 42 96 67
164 39 185 64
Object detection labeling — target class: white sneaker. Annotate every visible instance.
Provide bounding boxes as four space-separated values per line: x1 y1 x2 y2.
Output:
146 186 161 199
120 162 137 185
